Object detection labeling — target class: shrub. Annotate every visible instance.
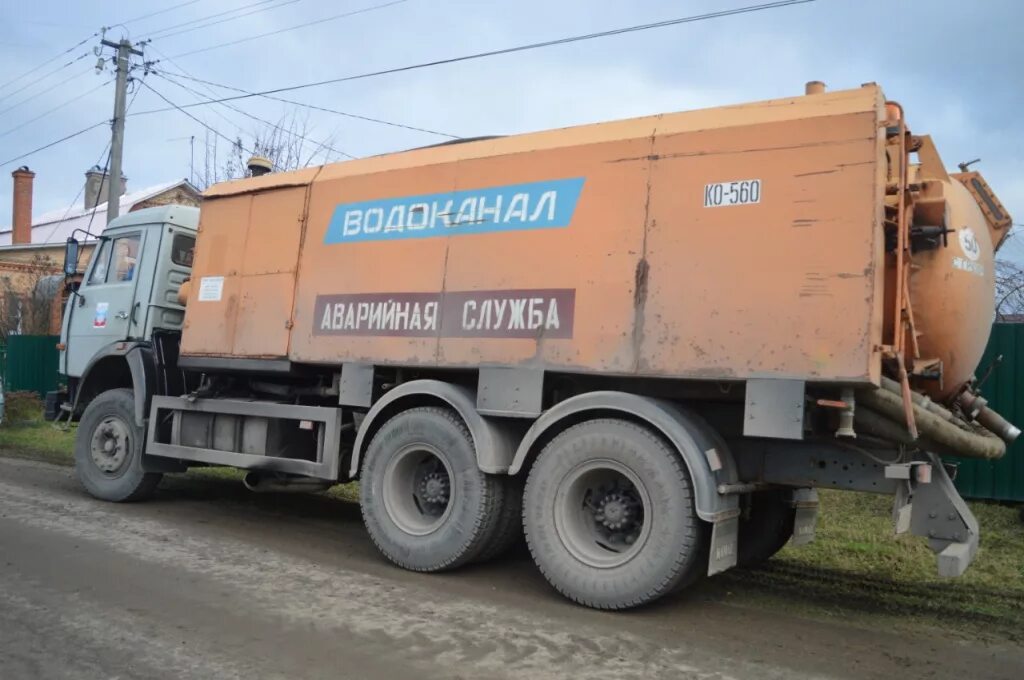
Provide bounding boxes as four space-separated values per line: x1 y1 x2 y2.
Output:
2 390 43 424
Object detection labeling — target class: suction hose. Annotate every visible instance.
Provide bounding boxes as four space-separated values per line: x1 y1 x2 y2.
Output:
856 382 1006 460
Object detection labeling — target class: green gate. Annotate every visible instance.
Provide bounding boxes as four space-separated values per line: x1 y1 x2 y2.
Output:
951 323 1024 502
2 334 60 398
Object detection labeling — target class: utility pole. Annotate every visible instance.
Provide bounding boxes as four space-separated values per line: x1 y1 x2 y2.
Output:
100 37 143 224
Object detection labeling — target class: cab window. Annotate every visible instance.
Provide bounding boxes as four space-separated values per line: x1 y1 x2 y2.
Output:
171 233 195 267
88 234 140 284
87 240 111 284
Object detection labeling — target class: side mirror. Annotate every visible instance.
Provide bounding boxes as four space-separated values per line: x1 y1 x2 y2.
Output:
63 237 80 277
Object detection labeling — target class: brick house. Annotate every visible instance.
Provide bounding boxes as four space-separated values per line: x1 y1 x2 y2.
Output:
0 166 200 335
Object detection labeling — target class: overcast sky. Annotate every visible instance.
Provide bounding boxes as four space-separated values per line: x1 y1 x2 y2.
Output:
1 0 1022 255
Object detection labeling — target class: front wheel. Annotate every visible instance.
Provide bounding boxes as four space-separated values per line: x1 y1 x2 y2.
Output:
74 388 162 502
523 419 707 609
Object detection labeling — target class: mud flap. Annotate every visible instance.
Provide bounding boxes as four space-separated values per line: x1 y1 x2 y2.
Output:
707 515 739 576
790 488 818 546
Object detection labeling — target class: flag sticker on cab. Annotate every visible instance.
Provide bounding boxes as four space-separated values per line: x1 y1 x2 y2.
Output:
324 178 586 244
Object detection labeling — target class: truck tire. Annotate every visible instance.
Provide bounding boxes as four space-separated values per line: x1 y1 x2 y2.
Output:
736 489 795 567
74 388 162 502
474 476 524 563
523 418 706 609
360 406 505 572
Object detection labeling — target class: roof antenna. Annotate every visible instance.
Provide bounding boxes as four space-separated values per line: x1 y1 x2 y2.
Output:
958 158 981 173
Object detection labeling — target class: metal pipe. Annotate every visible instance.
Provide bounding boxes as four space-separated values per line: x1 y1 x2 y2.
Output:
958 390 1022 443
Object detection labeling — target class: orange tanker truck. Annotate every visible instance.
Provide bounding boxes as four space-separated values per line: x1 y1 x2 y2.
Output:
58 81 1017 609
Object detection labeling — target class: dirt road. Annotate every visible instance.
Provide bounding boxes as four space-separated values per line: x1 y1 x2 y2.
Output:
0 456 1019 679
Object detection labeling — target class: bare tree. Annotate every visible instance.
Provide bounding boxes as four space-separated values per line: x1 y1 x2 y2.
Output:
995 257 1024 320
195 111 338 190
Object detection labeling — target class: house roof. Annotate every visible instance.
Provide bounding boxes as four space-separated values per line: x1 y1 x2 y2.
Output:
0 179 198 246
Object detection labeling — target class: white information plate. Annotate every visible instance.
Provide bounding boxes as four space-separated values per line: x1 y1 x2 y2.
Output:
197 276 225 302
704 179 761 207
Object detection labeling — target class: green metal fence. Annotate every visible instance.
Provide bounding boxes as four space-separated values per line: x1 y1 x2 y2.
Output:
2 334 60 398
952 323 1024 502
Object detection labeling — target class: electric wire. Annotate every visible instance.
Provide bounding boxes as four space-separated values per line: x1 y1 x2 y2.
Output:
0 120 108 168
135 0 815 112
0 66 93 117
164 0 407 59
140 0 298 41
119 0 203 27
155 70 355 160
0 51 91 104
151 65 457 138
0 32 97 92
81 150 110 238
42 77 146 244
0 79 112 139
137 79 276 171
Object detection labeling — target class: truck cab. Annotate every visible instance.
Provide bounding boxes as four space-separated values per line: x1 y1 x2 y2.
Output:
60 205 198 415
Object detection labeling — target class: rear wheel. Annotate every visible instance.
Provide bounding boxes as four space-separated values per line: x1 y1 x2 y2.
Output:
736 489 795 567
523 419 706 609
74 388 162 502
360 407 506 572
474 476 524 562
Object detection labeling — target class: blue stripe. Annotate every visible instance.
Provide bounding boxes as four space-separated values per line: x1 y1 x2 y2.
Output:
324 177 585 244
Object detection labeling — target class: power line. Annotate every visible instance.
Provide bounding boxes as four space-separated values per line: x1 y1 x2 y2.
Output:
78 150 110 244
42 77 148 244
151 63 456 138
120 0 203 26
155 70 356 160
44 143 110 244
0 66 92 116
0 51 90 104
136 0 815 112
0 32 96 92
137 79 271 170
141 0 297 41
0 120 108 168
165 0 407 59
0 79 112 139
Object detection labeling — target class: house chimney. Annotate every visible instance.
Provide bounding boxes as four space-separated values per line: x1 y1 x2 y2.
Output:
83 166 127 209
805 80 826 95
11 166 35 245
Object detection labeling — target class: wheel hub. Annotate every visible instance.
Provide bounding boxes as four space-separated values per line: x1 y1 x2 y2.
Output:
418 471 450 505
554 461 651 569
596 493 632 530
382 445 456 536
90 417 130 474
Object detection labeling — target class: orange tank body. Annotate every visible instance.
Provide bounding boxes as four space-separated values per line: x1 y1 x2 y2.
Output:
180 84 1009 397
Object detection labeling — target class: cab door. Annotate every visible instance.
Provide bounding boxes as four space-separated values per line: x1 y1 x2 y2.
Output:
65 230 145 377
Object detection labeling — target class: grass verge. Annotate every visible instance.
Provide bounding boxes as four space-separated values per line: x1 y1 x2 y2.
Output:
711 489 1024 643
2 418 1020 640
